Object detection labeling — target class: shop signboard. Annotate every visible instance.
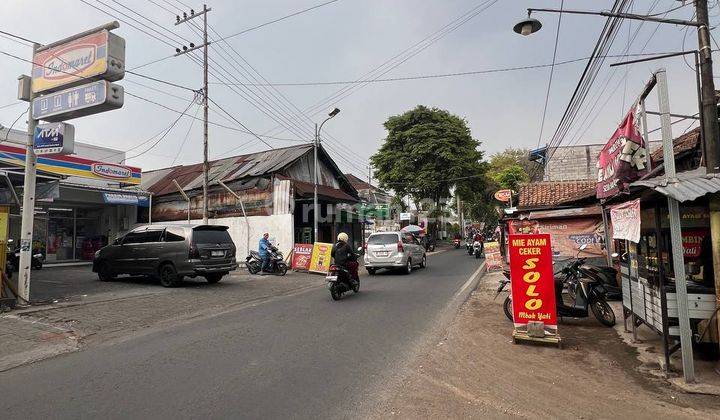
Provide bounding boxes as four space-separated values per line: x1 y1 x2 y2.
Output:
0 143 141 185
291 243 313 270
360 203 390 219
31 29 125 94
508 234 557 330
31 80 123 122
682 229 708 260
33 122 75 155
484 241 503 271
399 212 411 221
596 107 650 199
308 242 333 274
610 199 641 243
494 189 512 202
102 192 149 207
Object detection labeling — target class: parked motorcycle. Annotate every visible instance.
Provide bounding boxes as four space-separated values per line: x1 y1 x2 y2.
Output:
578 257 622 301
498 245 616 327
326 263 359 300
473 240 483 259
245 245 288 276
6 239 44 271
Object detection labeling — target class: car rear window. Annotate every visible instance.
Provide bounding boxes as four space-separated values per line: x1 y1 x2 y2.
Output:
192 229 233 244
368 233 398 245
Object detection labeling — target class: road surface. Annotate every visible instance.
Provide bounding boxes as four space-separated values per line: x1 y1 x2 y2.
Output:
0 248 483 419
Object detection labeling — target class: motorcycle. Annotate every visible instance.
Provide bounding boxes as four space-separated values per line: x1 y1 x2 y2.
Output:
453 238 461 249
473 240 483 259
6 239 44 271
326 263 359 301
245 245 288 276
579 258 622 301
465 238 473 255
498 245 616 327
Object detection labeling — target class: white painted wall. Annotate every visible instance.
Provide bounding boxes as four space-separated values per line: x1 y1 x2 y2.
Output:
160 213 295 263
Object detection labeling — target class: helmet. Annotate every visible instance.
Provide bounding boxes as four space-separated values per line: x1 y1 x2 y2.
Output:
337 232 348 242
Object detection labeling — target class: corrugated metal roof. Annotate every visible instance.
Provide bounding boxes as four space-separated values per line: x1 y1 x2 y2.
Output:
631 167 720 202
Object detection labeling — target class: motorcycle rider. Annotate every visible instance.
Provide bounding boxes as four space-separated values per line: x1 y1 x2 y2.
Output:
331 232 359 288
258 232 272 272
473 231 484 254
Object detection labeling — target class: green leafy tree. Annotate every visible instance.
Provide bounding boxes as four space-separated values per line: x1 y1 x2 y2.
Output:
489 147 543 182
493 164 528 192
371 105 487 234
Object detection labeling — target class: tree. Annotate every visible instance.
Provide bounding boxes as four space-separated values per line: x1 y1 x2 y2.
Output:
493 164 528 192
488 147 543 182
371 105 487 234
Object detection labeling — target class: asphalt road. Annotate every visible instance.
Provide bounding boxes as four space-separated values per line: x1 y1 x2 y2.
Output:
0 248 483 419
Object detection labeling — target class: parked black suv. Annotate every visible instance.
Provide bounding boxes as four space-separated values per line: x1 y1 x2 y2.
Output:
93 224 238 287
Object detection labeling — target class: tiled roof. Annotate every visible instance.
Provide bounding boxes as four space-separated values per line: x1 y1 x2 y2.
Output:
518 180 596 209
344 173 373 190
650 127 700 163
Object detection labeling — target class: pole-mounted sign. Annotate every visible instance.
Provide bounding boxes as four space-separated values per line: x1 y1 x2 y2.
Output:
33 122 75 155
31 80 123 122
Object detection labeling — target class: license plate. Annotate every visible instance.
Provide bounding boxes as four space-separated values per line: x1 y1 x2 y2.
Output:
326 275 338 282
376 251 388 257
211 250 224 257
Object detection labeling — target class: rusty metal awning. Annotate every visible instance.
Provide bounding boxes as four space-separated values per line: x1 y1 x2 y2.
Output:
528 205 602 220
631 167 720 202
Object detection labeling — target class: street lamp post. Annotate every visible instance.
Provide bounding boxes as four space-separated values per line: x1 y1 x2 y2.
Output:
314 108 340 243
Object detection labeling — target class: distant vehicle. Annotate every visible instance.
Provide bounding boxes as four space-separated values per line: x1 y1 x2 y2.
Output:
419 234 436 252
93 224 237 287
363 231 426 275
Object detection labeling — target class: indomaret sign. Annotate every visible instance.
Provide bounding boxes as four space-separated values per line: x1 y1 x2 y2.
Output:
596 106 650 199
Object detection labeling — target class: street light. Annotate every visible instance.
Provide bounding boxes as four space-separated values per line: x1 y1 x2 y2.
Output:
314 108 341 243
513 15 542 36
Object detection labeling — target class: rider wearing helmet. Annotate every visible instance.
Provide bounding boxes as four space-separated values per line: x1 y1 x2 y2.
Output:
331 232 359 287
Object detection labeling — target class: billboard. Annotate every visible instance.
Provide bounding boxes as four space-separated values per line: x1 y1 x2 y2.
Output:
31 30 125 93
509 218 604 257
508 234 557 329
596 106 650 199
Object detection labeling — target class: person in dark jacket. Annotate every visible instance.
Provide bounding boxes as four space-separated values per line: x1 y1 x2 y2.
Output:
331 232 359 286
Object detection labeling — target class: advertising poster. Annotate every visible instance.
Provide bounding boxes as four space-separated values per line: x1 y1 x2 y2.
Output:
484 241 503 271
510 218 604 257
291 243 313 270
610 199 641 243
682 229 708 261
508 234 557 330
596 107 650 199
309 242 333 273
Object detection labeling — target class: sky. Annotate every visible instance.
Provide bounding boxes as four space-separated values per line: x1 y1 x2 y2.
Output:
0 0 713 179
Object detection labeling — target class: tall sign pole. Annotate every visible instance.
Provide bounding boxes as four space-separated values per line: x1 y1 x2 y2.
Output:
175 5 212 225
314 123 319 243
16 43 41 304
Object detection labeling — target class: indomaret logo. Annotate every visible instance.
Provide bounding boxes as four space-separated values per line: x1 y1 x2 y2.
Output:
43 44 97 80
91 163 132 180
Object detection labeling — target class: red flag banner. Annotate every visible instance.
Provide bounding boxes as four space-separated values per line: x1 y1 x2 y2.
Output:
596 107 650 199
508 234 557 329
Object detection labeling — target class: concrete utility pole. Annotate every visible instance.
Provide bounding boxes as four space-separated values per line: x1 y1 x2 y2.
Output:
16 43 40 304
314 108 340 243
175 5 211 225
694 0 720 362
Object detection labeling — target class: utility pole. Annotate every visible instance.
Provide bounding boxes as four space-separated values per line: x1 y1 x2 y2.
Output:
314 123 319 243
16 43 40 305
694 0 720 365
175 4 211 224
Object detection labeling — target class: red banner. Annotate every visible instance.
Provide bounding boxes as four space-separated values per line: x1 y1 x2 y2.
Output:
596 107 650 199
682 229 708 261
291 243 313 270
508 234 557 329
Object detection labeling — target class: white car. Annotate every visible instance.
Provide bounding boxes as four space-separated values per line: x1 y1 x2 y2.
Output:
363 231 427 275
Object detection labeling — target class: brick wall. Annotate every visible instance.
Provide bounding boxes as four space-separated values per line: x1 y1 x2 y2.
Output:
545 141 661 181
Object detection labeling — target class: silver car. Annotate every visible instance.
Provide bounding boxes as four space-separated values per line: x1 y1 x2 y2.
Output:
363 231 427 275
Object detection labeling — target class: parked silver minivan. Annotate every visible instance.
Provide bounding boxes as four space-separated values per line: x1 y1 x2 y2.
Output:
363 231 426 275
93 224 238 287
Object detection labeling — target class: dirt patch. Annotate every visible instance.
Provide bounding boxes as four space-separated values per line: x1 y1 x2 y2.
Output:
372 274 720 419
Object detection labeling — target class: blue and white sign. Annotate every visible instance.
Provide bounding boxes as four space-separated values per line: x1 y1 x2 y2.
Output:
102 192 149 207
33 122 75 155
31 80 123 122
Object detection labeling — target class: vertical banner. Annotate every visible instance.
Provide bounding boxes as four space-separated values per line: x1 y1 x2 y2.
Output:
610 199 641 243
508 234 557 330
291 243 313 270
308 242 333 274
596 107 650 199
484 241 503 271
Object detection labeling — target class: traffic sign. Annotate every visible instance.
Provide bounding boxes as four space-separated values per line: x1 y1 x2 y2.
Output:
33 122 75 155
31 80 123 122
32 29 125 94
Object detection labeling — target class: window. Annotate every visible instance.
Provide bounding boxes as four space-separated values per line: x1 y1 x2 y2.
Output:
165 227 186 242
368 233 398 245
192 229 233 245
123 230 163 244
402 234 414 245
122 232 143 245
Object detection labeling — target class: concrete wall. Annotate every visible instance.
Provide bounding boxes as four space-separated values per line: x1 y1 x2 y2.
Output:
161 213 295 263
545 141 662 181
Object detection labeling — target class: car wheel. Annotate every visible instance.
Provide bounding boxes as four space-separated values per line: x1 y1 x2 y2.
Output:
97 261 115 282
205 273 224 284
158 263 180 288
420 254 427 268
405 259 412 275
366 268 376 275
